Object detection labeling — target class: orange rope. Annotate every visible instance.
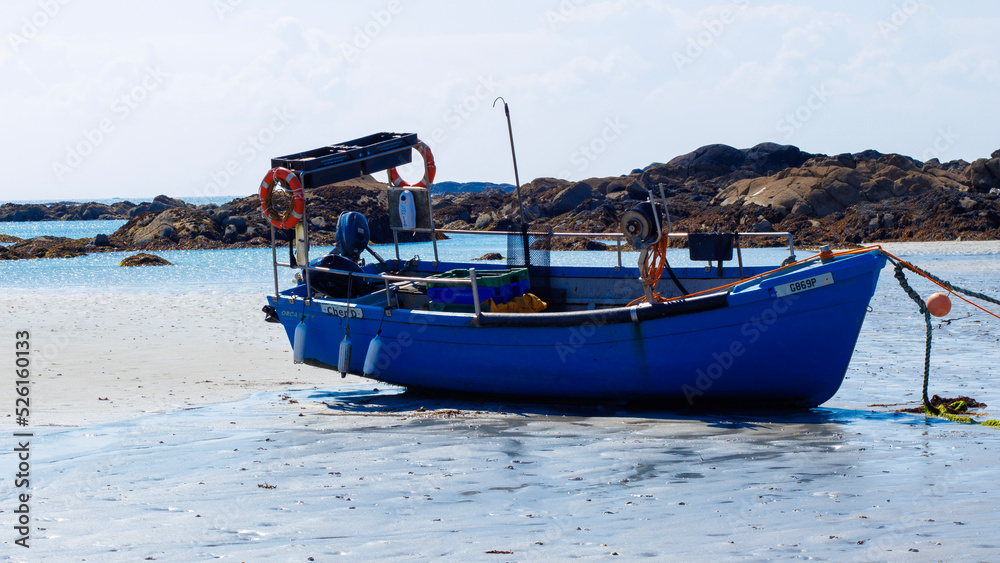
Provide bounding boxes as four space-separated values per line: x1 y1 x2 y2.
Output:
629 243 1000 322
878 248 1000 322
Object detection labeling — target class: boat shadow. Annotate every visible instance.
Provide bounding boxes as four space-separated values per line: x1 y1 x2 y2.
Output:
302 386 924 428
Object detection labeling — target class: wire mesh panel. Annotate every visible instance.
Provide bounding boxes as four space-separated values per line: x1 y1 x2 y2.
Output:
508 224 552 299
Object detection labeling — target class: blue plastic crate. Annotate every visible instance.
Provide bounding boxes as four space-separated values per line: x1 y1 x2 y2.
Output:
426 274 529 306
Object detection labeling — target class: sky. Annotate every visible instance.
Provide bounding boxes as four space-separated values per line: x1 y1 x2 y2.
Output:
1 0 998 201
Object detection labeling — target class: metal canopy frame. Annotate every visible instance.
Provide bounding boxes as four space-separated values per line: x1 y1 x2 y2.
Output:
266 132 420 302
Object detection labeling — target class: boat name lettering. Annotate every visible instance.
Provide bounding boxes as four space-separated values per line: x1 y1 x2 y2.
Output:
772 273 835 298
321 304 364 319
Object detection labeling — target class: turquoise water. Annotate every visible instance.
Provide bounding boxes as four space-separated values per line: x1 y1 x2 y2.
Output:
0 232 799 295
0 219 127 240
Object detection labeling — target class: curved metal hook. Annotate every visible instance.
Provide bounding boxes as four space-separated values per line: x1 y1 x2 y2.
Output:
493 96 506 108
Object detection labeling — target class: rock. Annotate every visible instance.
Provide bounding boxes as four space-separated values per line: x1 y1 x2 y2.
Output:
834 153 857 169
210 208 231 224
472 252 503 261
853 149 884 162
79 202 111 220
474 213 494 229
12 206 46 221
881 153 918 171
986 158 1000 180
882 214 895 230
132 218 176 246
310 215 329 230
550 182 599 216
665 144 747 179
963 159 1000 193
223 223 239 242
223 215 247 233
90 233 110 247
604 177 631 194
7 236 88 259
128 194 188 218
959 197 978 212
119 253 174 267
744 142 810 175
751 219 774 232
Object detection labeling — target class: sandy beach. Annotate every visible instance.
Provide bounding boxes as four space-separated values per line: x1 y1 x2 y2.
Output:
2 291 342 427
1 242 999 560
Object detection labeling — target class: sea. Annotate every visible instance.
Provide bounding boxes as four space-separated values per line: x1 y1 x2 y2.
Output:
0 219 799 295
2 215 999 560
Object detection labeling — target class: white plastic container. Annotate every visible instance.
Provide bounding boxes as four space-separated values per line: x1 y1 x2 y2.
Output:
398 190 416 230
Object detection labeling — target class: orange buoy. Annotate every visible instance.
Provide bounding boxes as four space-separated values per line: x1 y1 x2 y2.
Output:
926 292 952 317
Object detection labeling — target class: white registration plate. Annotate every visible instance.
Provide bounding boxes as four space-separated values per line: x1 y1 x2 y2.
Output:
321 304 364 318
773 273 835 297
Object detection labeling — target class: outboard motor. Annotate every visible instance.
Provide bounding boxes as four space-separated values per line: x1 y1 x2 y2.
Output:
309 212 373 298
335 211 370 261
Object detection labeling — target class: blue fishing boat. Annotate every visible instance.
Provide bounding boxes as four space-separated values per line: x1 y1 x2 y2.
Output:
259 133 886 408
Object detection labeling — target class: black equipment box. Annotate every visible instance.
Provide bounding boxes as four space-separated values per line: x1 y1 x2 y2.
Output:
271 132 418 189
688 233 734 262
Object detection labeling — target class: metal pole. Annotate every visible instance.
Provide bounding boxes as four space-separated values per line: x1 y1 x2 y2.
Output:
270 223 279 299
469 267 482 317
494 97 526 225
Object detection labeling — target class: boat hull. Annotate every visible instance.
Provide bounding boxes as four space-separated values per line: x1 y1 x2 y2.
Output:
270 251 886 408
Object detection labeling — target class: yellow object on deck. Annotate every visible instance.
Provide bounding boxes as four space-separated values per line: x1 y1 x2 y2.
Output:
486 293 547 313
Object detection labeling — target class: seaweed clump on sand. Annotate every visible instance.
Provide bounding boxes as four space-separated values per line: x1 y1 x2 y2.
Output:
119 253 174 267
900 395 990 423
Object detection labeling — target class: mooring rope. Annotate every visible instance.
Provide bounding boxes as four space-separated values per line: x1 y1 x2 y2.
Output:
888 259 935 412
881 251 1000 426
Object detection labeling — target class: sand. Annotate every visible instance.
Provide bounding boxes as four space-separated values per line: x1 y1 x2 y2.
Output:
2 291 355 427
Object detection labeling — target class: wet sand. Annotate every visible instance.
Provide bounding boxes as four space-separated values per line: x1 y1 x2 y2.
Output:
2 241 999 559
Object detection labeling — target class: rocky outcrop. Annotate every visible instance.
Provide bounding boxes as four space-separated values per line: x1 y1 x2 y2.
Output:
4 236 92 259
119 253 174 267
0 195 197 223
4 145 1000 260
432 144 1000 247
713 153 970 218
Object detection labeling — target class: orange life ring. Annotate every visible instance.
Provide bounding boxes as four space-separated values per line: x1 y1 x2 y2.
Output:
388 141 436 188
259 167 305 229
